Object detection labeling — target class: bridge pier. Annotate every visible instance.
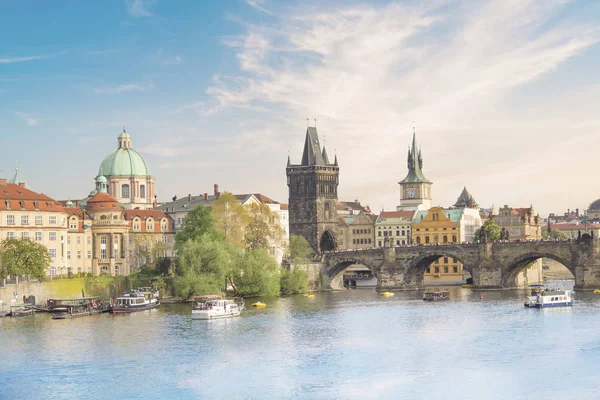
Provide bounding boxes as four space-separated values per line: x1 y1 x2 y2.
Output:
470 262 503 289
574 263 600 290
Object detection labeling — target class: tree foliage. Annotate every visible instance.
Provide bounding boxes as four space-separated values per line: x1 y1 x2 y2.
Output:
287 234 314 264
175 204 222 247
474 219 502 243
542 229 568 240
172 235 234 299
211 192 249 248
0 238 51 279
130 233 171 271
244 203 284 252
280 267 308 295
228 249 280 297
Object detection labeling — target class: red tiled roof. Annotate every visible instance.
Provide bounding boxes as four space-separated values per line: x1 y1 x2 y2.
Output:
550 224 600 230
123 209 170 221
378 210 415 220
0 183 64 212
86 192 120 211
280 203 288 210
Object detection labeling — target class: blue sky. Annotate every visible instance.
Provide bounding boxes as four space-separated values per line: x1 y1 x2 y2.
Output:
2 0 600 215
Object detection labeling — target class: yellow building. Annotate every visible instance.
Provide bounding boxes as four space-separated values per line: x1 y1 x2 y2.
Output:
412 207 464 284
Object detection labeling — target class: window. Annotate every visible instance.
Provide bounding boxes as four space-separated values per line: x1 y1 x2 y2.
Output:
49 216 57 225
443 235 448 243
444 257 449 264
35 232 42 241
444 267 449 273
49 232 57 241
87 251 91 259
140 185 146 199
146 219 153 231
122 184 130 199
35 216 43 225
77 236 81 245
426 267 431 273
434 266 440 273
21 215 29 225
70 219 77 229
67 251 71 259
87 236 91 245
115 265 119 276
7 232 14 238
21 232 29 239
177 218 182 225
67 236 70 244
396 230 400 236
416 237 421 244
452 235 457 242
378 241 382 247
378 231 381 237
77 251 81 259
101 236 107 245
50 266 57 276
453 266 458 273
101 249 107 259
425 236 430 244
7 215 15 225
49 249 56 258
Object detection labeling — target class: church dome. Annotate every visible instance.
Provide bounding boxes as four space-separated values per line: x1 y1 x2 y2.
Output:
99 128 151 178
589 199 600 211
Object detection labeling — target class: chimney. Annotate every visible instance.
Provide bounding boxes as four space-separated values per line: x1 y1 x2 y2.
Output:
214 183 220 198
0 179 6 185
576 208 579 217
204 193 208 200
18 182 25 187
188 194 191 201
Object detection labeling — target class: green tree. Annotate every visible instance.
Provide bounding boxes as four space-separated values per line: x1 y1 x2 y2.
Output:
212 192 249 248
0 237 51 279
542 229 568 240
287 234 314 264
474 220 502 243
172 235 234 299
175 204 222 247
280 267 308 295
228 249 280 297
130 233 171 271
244 203 284 252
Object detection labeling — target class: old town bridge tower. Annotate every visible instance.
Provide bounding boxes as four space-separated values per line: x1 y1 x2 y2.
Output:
287 126 339 253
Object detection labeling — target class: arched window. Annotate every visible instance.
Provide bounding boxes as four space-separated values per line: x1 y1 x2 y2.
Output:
443 235 448 243
140 185 146 199
425 236 430 244
122 184 130 199
146 218 153 231
416 237 421 244
324 203 330 219
452 235 457 243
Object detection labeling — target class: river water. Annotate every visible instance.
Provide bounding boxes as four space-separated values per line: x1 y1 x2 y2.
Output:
2 286 600 400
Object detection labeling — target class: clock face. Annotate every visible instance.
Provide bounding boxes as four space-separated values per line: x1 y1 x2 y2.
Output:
408 189 416 198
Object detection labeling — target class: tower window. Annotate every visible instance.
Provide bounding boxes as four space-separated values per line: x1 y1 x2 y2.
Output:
140 185 146 199
122 184 130 199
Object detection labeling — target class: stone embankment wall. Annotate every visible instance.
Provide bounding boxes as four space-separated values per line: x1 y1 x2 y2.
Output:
290 263 326 291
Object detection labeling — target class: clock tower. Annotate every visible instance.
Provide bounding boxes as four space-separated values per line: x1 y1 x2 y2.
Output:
397 132 432 211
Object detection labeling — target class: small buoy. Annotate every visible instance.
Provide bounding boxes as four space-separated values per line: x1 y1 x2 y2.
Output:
252 301 266 308
594 289 600 294
381 292 394 297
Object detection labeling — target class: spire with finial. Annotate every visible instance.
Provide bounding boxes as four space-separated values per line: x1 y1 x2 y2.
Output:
400 128 430 184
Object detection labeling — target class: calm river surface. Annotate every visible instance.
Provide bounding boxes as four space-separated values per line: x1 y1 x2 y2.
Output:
2 287 600 400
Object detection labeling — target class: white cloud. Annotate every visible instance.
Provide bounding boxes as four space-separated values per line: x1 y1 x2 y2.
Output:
203 0 600 213
0 55 49 64
13 111 38 127
93 82 154 94
126 0 152 18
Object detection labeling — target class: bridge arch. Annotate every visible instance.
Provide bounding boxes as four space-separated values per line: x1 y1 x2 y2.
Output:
324 253 383 290
502 251 574 287
403 247 476 287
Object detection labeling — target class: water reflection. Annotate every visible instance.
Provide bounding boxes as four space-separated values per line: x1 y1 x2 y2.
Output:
2 284 600 399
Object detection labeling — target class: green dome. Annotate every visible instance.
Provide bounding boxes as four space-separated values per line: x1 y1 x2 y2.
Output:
99 147 151 177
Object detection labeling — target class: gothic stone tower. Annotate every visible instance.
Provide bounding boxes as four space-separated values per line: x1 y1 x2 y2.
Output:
287 126 339 253
397 132 432 211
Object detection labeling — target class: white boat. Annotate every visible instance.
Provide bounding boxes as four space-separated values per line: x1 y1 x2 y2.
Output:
191 295 243 320
111 288 160 314
524 286 573 308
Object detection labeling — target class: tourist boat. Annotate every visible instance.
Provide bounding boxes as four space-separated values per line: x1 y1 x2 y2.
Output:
381 292 395 297
423 291 450 301
252 301 267 308
44 296 103 313
52 301 109 320
111 288 160 314
524 287 573 308
191 295 243 320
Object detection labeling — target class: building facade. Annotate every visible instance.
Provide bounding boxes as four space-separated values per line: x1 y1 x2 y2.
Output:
98 128 155 210
337 211 375 250
397 133 432 211
287 126 339 253
374 210 415 248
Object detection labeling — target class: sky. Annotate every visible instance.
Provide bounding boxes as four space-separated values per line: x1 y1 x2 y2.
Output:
2 0 600 216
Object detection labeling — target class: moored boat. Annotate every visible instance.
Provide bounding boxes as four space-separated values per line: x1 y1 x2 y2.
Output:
191 295 243 320
252 301 266 308
423 291 450 301
43 297 104 314
381 292 394 297
10 305 35 317
111 288 160 314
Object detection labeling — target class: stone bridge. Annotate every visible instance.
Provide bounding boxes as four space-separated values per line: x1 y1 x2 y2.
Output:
323 237 600 290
